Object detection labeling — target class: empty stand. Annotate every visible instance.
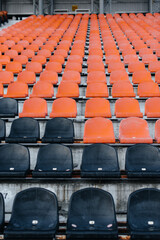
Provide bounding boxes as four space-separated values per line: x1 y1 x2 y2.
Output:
85 98 111 118
0 98 18 117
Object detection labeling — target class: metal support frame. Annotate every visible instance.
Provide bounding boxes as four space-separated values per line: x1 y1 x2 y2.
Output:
91 0 94 13
39 0 43 15
149 0 153 13
33 0 54 15
99 0 104 13
109 0 112 13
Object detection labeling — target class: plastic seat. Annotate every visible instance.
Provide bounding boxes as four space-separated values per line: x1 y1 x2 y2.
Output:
0 44 8 53
13 55 28 65
19 98 48 118
155 119 160 143
42 118 74 143
87 55 102 64
37 49 51 58
26 44 39 52
138 82 160 97
30 81 54 98
149 61 160 72
39 70 58 84
0 98 17 117
139 48 153 57
65 62 82 73
125 144 160 177
66 188 118 240
56 82 79 98
50 98 77 118
124 54 139 64
4 82 28 98
6 62 22 73
6 117 40 143
110 70 129 84
115 98 143 118
68 55 83 64
0 144 30 177
4 187 58 240
127 188 160 239
81 144 120 178
108 62 125 73
119 117 152 143
0 71 13 84
50 55 64 65
31 55 46 65
46 62 62 73
112 82 135 98
5 50 18 59
86 83 108 98
155 70 160 83
128 62 145 73
85 98 111 118
142 54 157 64
83 117 115 143
17 70 36 84
54 49 68 58
62 71 81 84
88 62 105 73
33 144 73 178
0 55 10 65
21 49 34 58
132 70 152 84
87 71 106 84
145 97 160 118
26 62 42 74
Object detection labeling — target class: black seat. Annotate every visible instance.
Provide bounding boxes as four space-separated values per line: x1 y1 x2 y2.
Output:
42 118 74 143
0 144 30 177
81 144 120 178
5 187 59 240
6 117 40 143
32 144 73 177
0 98 18 117
125 144 160 177
127 188 160 239
0 193 4 233
66 187 118 239
0 119 5 141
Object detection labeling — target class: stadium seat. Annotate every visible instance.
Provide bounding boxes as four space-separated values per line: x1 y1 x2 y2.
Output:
4 187 58 239
56 82 79 98
127 188 160 239
26 62 42 74
110 70 129 84
119 117 152 143
62 71 81 84
155 119 160 143
138 82 160 97
142 54 157 64
88 62 105 73
37 49 51 58
0 144 30 177
86 83 108 98
6 62 22 73
31 55 46 65
6 117 40 143
105 55 121 65
65 62 82 73
54 49 68 58
125 144 160 177
5 49 18 59
33 144 73 177
87 55 102 64
42 118 74 143
145 97 160 118
85 98 111 118
0 55 10 65
30 81 54 98
50 98 77 118
139 48 153 57
149 61 160 72
0 98 17 117
21 49 34 58
66 188 118 239
115 98 143 118
83 117 115 143
19 98 48 118
124 54 139 64
155 70 160 83
0 44 8 53
46 62 62 73
40 70 58 84
13 55 28 65
17 70 36 84
68 55 83 64
81 144 120 177
132 70 152 84
0 71 13 84
128 62 145 73
50 55 65 65
3 82 28 98
87 71 106 84
108 62 125 73
112 82 135 97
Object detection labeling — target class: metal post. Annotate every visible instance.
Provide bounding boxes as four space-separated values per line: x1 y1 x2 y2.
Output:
99 0 104 14
149 0 152 13
39 0 43 15
33 0 37 15
0 0 2 11
109 0 112 13
51 0 54 14
91 0 94 13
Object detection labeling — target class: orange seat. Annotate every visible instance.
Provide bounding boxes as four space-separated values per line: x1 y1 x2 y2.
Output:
155 70 160 83
21 49 34 58
11 44 24 53
68 55 83 64
0 44 8 53
46 62 62 73
70 49 84 57
108 62 125 73
105 55 121 65
132 70 152 84
40 70 58 84
87 71 106 84
41 44 54 52
149 61 160 72
37 49 51 58
138 82 160 97
30 81 54 98
17 70 36 84
31 55 46 65
18 40 29 48
86 83 108 98
112 82 135 98
110 70 129 84
115 98 143 118
128 62 145 73
155 120 160 143
119 117 152 143
19 97 48 118
87 55 103 64
13 55 28 65
124 54 139 64
3 82 28 98
0 71 13 84
142 54 157 64
50 98 77 118
88 62 105 73
0 82 3 96
85 98 111 118
56 82 79 98
26 44 39 52
50 55 64 65
5 50 18 59
26 62 42 74
145 97 160 118
0 55 10 65
65 62 82 73
54 49 68 58
62 70 81 84
139 48 153 57
6 62 22 73
4 40 15 48
83 117 115 143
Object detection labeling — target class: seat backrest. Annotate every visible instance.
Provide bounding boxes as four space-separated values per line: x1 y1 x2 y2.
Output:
0 98 18 117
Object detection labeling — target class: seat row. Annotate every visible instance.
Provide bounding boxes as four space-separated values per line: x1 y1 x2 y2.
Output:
0 187 159 239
